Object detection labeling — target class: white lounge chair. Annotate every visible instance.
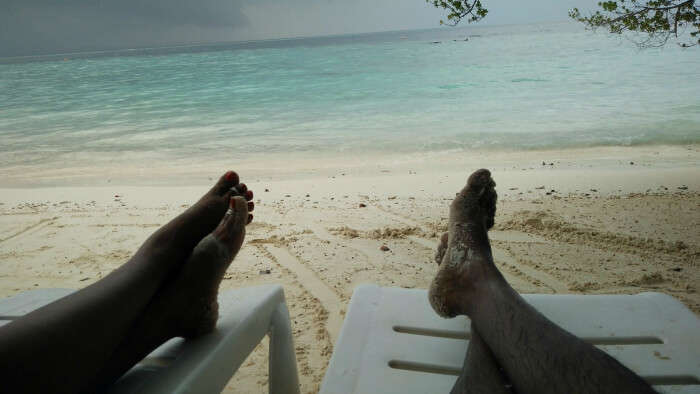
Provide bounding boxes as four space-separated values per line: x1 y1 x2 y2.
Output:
0 285 300 394
320 284 700 394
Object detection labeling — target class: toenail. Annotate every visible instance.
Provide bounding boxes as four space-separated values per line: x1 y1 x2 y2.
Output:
225 171 238 182
246 190 253 200
248 201 254 211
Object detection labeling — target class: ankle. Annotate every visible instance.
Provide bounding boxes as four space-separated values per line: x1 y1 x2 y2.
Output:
461 265 507 316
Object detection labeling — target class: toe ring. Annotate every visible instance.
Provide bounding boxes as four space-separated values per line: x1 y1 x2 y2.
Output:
230 186 240 195
225 207 234 216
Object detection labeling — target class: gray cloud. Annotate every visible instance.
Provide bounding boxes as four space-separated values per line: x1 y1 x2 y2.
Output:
1 0 249 56
1 0 598 57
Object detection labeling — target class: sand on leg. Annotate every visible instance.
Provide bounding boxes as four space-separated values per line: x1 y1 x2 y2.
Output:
0 172 248 393
435 231 513 394
430 169 656 394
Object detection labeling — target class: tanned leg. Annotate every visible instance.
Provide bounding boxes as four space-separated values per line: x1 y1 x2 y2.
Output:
88 195 252 391
0 171 252 394
435 233 513 394
429 169 656 394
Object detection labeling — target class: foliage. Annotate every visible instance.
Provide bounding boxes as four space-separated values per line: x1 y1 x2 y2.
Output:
427 0 488 26
570 1 699 47
428 0 699 47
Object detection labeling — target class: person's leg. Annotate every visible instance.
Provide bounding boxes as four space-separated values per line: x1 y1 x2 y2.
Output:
0 171 252 393
435 234 513 394
449 324 513 394
429 169 656 394
87 195 251 391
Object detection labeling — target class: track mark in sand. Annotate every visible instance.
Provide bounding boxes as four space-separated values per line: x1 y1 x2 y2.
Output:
263 245 344 345
371 205 429 228
365 206 440 250
372 204 432 227
490 230 552 244
0 217 58 244
499 210 699 264
307 223 370 260
89 223 160 228
491 246 567 293
370 205 568 292
250 244 334 387
405 235 439 251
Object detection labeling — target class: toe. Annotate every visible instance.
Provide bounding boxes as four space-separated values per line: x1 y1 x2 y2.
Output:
482 188 497 230
435 232 449 265
471 170 497 229
211 171 240 196
453 169 490 205
214 196 248 251
225 196 248 231
466 169 494 191
147 171 239 259
451 169 497 226
231 184 255 203
455 169 494 200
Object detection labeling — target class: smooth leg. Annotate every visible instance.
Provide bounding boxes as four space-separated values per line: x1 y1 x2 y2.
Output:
430 169 657 394
0 172 250 393
89 196 251 391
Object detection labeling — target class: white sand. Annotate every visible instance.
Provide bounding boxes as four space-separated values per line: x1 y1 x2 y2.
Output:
1 145 699 393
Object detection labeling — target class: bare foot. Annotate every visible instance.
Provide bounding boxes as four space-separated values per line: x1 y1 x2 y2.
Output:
172 195 252 338
138 193 253 341
435 231 449 266
86 194 254 389
135 171 252 268
429 169 499 318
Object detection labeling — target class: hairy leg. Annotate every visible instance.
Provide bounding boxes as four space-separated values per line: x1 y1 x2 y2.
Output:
0 171 250 393
450 325 513 394
430 169 656 394
88 196 251 391
435 234 512 394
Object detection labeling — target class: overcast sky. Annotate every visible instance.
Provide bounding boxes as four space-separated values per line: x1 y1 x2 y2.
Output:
1 0 599 57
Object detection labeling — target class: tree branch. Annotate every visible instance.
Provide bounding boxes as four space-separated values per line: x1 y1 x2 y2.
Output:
610 0 694 23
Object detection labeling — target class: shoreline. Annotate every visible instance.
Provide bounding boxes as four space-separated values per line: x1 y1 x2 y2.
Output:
1 144 698 189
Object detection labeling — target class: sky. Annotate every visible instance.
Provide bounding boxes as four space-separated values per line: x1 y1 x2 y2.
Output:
0 0 600 57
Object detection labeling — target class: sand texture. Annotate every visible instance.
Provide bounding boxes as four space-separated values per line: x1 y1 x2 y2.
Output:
0 145 698 393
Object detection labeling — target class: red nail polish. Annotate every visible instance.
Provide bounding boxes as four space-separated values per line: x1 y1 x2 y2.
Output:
225 171 236 181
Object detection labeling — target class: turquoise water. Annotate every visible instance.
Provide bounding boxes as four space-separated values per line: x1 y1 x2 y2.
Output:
1 22 699 167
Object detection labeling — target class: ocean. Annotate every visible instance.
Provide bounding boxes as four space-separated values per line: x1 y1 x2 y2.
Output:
1 22 699 169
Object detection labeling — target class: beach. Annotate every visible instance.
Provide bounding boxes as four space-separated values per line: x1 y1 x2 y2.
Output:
2 19 700 392
1 145 698 393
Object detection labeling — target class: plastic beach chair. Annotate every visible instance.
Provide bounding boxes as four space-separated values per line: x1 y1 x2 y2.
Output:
320 284 700 394
0 285 300 394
